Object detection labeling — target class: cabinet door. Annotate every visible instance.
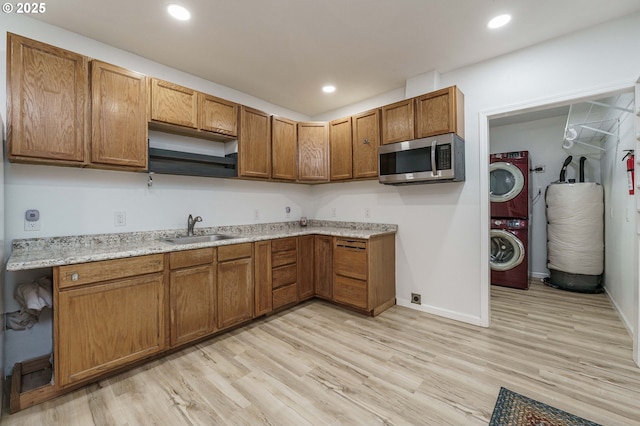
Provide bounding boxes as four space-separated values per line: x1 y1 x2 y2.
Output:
55 274 165 388
199 93 238 137
415 86 465 139
298 122 329 181
238 106 271 179
170 265 216 347
271 116 298 181
352 109 381 179
150 78 197 128
314 235 333 299
7 33 88 163
218 257 254 329
297 235 314 300
91 60 148 169
329 117 353 181
381 99 415 145
254 240 272 317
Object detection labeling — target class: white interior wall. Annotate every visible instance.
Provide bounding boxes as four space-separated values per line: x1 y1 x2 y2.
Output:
601 110 637 334
489 115 603 279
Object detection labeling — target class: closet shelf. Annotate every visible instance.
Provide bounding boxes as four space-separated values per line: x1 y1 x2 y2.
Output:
562 93 634 158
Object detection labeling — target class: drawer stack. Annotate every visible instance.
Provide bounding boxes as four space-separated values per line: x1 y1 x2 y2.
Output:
271 237 299 309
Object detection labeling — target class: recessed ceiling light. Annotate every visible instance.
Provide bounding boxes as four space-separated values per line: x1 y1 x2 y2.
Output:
168 4 191 21
488 14 511 29
322 85 336 93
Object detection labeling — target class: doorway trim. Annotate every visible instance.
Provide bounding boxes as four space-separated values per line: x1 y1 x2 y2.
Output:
478 80 639 367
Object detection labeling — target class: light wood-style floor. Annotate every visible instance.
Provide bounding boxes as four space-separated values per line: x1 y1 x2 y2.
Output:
3 282 640 425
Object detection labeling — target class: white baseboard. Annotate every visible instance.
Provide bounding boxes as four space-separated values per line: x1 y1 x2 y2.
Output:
396 298 485 327
604 288 633 338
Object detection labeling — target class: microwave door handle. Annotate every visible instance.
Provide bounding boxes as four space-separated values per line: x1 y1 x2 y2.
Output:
431 140 437 177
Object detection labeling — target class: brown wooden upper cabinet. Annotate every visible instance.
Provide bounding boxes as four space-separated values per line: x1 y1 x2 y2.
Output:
329 117 353 181
91 60 148 170
7 33 89 165
381 99 415 145
351 108 381 179
415 86 465 139
149 78 198 128
298 121 330 182
198 93 238 137
238 106 272 179
271 116 298 181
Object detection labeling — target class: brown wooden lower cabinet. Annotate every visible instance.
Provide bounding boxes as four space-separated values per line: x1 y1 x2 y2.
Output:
39 234 394 411
314 235 334 299
217 243 254 329
297 235 314 300
168 248 216 347
54 254 166 389
333 234 396 315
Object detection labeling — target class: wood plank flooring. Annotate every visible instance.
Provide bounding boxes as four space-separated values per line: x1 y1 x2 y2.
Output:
3 282 640 425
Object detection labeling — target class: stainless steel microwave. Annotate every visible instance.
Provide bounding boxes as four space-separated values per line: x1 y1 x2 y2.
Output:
378 133 465 185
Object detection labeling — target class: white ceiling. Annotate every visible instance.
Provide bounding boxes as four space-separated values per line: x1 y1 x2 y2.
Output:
33 0 640 117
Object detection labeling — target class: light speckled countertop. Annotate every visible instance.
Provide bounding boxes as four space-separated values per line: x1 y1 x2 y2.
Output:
7 220 397 271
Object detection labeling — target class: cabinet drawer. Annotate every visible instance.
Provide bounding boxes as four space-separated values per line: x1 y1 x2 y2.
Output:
334 275 367 309
169 248 215 270
271 237 297 252
334 240 367 280
218 243 252 262
272 283 298 309
57 254 164 289
272 264 297 289
272 250 297 268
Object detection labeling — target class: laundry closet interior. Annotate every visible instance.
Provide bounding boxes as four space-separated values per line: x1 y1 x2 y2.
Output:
488 90 637 332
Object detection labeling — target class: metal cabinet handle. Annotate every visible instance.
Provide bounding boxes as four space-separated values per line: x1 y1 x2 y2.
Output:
431 140 438 177
71 273 79 282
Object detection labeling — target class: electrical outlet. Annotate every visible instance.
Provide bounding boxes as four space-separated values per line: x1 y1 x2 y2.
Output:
114 211 126 227
331 207 336 217
533 165 546 173
411 293 421 304
364 208 371 218
24 220 40 231
254 209 260 221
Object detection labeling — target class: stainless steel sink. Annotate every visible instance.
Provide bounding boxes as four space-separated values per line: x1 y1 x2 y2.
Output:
163 234 239 244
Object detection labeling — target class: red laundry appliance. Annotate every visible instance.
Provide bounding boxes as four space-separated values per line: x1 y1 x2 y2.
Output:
490 151 531 219
490 218 529 289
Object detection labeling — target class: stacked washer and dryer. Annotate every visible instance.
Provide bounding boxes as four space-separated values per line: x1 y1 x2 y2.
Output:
489 151 531 289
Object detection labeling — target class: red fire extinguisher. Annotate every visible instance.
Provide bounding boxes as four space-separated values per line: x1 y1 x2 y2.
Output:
623 150 635 195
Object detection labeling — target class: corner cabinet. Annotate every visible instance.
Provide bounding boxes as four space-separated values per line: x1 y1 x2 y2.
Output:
238 106 272 179
7 33 89 165
415 86 465 139
54 255 165 388
298 122 330 182
91 60 148 170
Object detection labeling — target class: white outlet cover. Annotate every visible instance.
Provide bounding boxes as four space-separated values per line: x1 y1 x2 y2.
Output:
24 219 41 231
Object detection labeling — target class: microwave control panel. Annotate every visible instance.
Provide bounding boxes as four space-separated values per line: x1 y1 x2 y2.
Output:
437 145 451 169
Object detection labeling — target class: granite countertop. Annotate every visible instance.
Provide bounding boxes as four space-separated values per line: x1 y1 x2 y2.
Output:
6 220 397 271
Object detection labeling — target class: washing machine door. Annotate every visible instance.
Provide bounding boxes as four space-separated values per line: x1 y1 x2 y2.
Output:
490 162 525 203
490 229 525 271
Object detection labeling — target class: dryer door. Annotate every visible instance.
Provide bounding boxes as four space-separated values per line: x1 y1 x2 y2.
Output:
490 162 525 203
490 229 525 271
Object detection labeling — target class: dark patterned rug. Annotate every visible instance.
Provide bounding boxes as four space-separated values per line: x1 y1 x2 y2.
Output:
489 387 602 426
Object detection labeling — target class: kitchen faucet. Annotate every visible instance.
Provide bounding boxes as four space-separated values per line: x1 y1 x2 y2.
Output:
187 214 202 236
